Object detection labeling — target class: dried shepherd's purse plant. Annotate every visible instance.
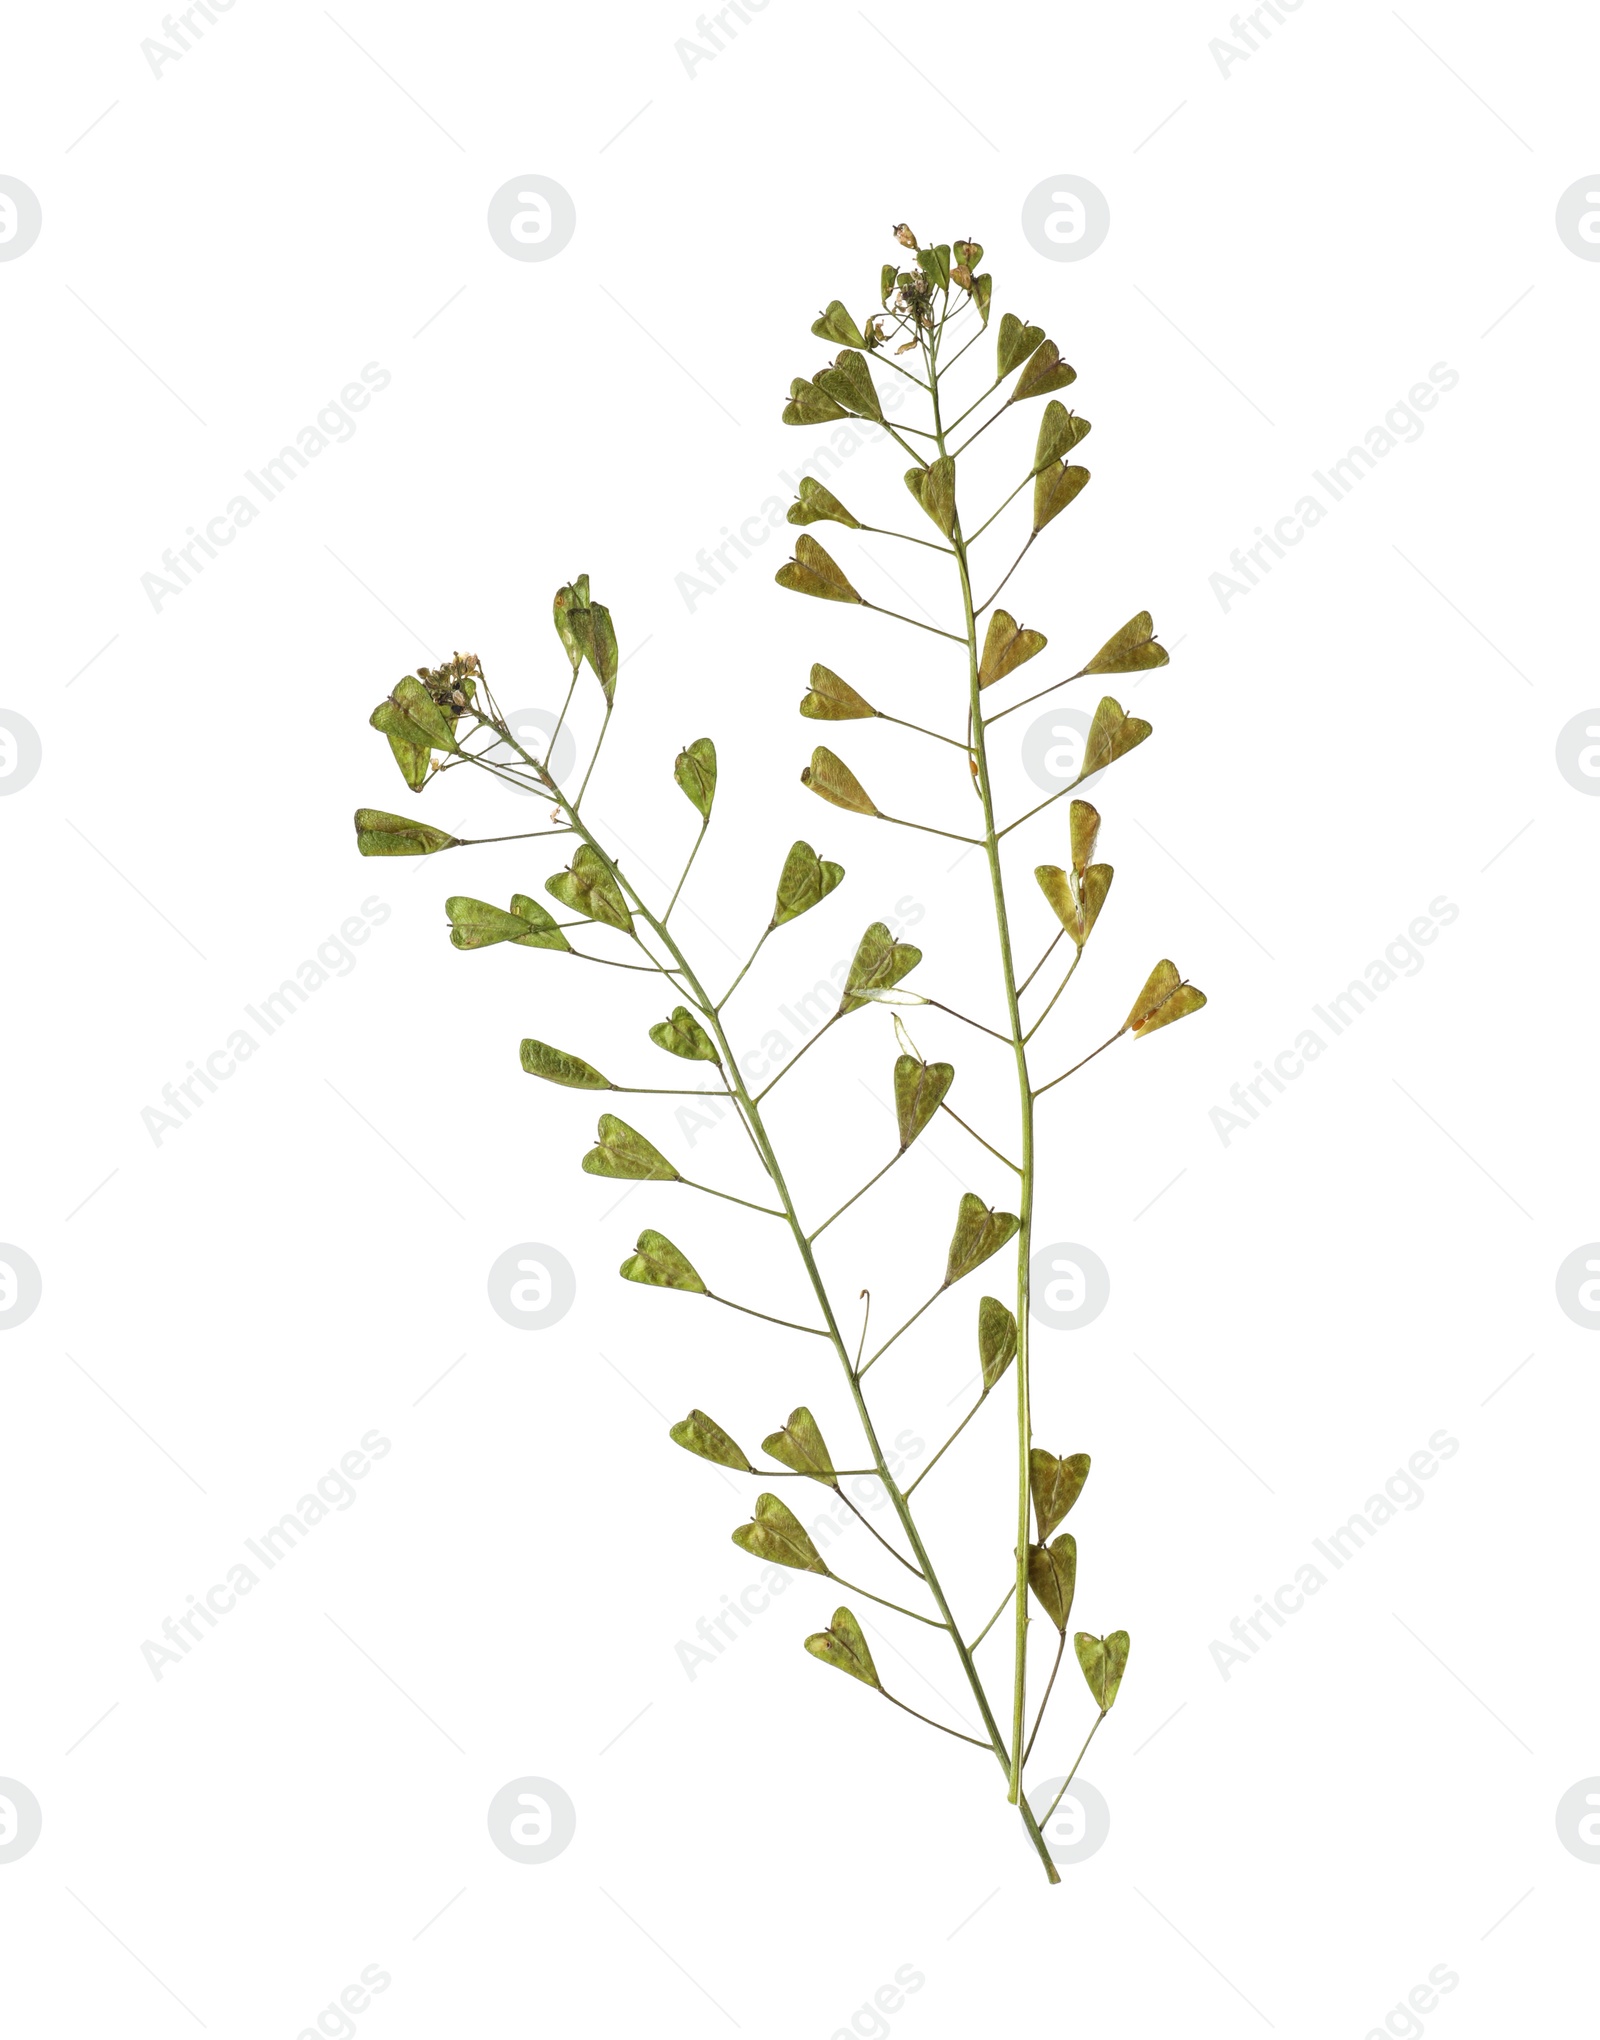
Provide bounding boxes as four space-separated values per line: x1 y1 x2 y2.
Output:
353 223 1205 1882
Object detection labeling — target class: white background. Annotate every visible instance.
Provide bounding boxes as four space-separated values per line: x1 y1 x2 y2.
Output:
3 1 1597 2033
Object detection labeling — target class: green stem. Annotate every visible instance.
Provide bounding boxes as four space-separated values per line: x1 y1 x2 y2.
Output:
716 925 772 1010
905 1389 988 1495
1033 1027 1125 1100
753 1013 838 1102
1017 927 1066 997
665 820 708 922
998 771 1091 839
876 713 969 751
859 523 954 556
575 699 613 807
969 1584 1014 1652
857 1286 943 1378
882 1691 991 1748
1023 946 1084 1044
981 669 1083 728
975 533 1036 617
830 1576 944 1628
1040 1711 1108 1826
679 1178 786 1219
837 1488 925 1579
928 999 1011 1044
964 472 1034 547
861 600 965 645
938 1102 1021 1175
705 1294 829 1337
542 670 579 770
1022 1630 1066 1767
881 813 982 847
951 401 1010 461
931 356 1038 1808
809 1150 903 1242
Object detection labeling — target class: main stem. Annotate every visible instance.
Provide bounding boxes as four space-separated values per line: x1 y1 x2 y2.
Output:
498 726 1059 1882
929 342 1037 1807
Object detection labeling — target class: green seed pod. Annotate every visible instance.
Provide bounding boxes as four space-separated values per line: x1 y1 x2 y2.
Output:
446 895 571 952
1027 1535 1078 1632
783 376 850 426
1125 960 1207 1036
978 610 1047 688
353 809 459 857
650 1006 718 1061
804 1606 880 1687
545 845 633 932
1030 1449 1091 1539
977 1296 1018 1391
801 747 878 816
786 478 861 529
582 1114 678 1182
799 665 875 721
761 1407 836 1484
1011 339 1077 404
674 737 717 820
772 840 845 926
733 1493 827 1573
619 1229 705 1292
1074 1629 1130 1711
893 1053 954 1150
813 349 883 423
670 1410 753 1473
776 535 863 604
811 300 869 349
840 922 922 1012
1081 696 1152 777
520 1038 612 1090
945 1194 1020 1287
997 313 1044 378
1078 611 1169 676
